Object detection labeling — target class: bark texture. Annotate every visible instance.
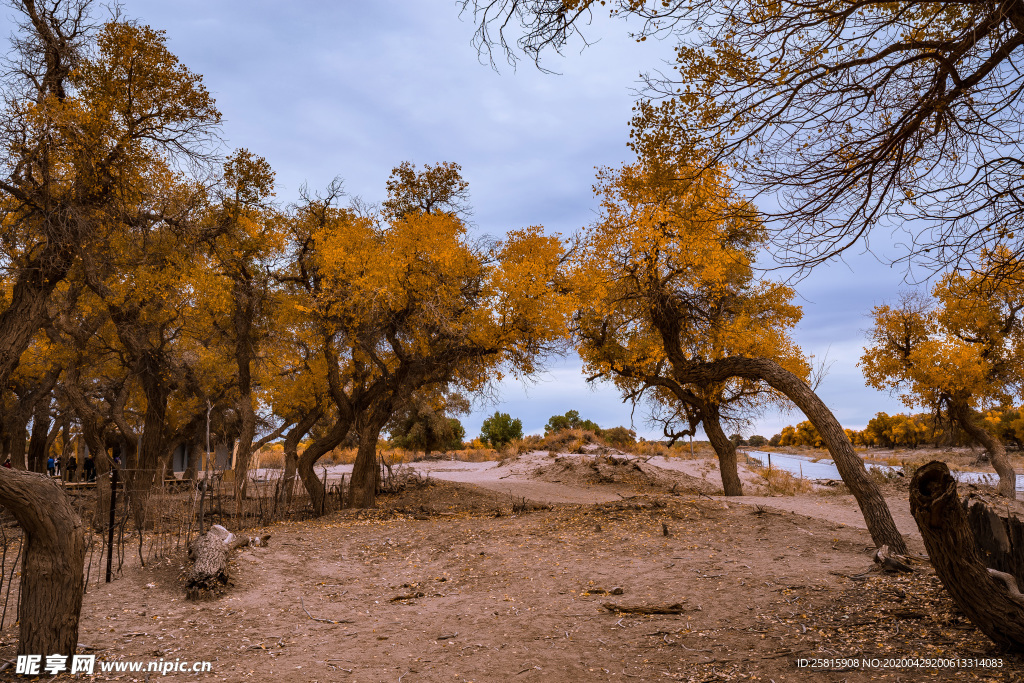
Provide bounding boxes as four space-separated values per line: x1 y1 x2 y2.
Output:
951 401 1017 499
281 408 321 505
701 408 743 496
910 460 1024 650
349 421 384 509
963 491 1024 589
0 468 85 656
296 417 351 513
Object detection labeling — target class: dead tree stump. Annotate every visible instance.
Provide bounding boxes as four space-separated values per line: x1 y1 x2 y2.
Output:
962 490 1024 590
910 461 1024 650
186 525 270 599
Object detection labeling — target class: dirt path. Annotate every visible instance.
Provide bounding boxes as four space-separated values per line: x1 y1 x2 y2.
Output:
28 482 1015 682
717 493 922 541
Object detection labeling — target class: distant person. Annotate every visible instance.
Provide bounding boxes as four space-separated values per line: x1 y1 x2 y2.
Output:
67 455 78 482
46 456 55 477
2 457 10 469
84 454 96 482
54 455 61 477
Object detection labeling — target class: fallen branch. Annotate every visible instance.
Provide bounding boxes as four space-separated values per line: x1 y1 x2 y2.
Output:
872 545 914 573
602 602 689 615
299 596 354 624
390 592 426 602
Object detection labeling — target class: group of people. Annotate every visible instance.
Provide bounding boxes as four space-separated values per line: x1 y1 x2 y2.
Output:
1 453 98 481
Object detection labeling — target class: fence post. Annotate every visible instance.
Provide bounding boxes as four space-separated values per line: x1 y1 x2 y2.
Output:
106 468 118 583
320 467 328 516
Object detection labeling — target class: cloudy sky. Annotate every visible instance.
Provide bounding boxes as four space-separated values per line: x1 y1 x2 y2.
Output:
6 1 915 439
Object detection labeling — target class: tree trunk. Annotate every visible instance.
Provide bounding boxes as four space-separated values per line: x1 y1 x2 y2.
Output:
182 434 200 483
9 418 27 470
125 378 170 530
950 401 1016 499
962 491 1024 589
81 426 109 530
672 357 907 554
231 284 258 511
281 408 321 505
349 420 385 509
0 468 85 657
701 407 743 496
296 417 351 514
910 460 1024 650
26 398 50 474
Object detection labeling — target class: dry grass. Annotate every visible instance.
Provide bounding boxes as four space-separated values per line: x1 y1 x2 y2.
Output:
745 458 813 495
252 442 504 469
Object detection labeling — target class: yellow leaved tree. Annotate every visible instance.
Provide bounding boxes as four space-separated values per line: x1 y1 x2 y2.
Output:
862 249 1024 498
287 163 572 510
571 156 807 495
568 153 904 551
0 3 221 659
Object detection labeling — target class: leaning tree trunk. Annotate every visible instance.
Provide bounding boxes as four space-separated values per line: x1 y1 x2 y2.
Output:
910 460 1024 650
675 357 907 554
0 468 85 657
950 401 1016 499
701 408 743 496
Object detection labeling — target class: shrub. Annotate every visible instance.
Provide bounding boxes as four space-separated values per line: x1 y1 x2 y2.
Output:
601 426 636 448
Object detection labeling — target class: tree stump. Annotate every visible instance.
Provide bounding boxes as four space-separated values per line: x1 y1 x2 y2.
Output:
962 489 1024 589
186 525 270 599
909 461 1024 650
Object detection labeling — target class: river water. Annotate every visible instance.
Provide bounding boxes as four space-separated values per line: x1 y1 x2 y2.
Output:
744 450 1024 491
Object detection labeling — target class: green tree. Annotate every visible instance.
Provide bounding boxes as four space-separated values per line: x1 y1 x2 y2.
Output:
389 389 469 456
601 426 636 448
544 409 599 434
480 412 523 447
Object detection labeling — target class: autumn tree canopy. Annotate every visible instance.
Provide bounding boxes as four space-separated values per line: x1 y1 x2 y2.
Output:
570 154 808 495
862 249 1024 498
284 163 572 509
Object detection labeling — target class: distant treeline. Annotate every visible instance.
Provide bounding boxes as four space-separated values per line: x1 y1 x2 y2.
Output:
768 408 1024 450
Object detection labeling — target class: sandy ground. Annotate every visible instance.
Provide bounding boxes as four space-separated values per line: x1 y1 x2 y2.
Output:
0 451 1018 682
388 451 922 541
